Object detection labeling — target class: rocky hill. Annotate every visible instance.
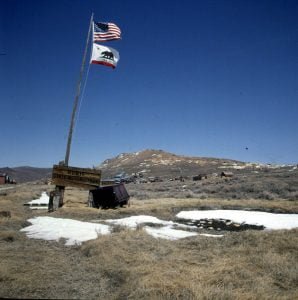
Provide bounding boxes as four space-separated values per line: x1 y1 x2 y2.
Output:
0 166 52 183
98 149 248 179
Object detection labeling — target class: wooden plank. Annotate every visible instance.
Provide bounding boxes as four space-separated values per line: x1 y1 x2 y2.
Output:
101 180 116 186
52 165 101 189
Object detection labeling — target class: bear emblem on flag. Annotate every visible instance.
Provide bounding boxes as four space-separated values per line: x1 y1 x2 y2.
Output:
101 51 114 60
91 43 119 69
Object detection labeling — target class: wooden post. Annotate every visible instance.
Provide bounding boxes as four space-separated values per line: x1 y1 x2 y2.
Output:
88 191 94 207
48 189 64 212
55 185 65 207
54 14 94 208
48 191 55 212
65 13 94 166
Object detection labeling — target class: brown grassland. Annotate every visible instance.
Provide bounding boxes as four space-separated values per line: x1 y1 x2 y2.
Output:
0 174 298 299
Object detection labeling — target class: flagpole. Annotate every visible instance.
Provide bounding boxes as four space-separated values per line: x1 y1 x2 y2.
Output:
64 13 94 166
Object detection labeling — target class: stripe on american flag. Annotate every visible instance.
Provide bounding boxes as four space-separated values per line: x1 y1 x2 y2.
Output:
93 22 121 42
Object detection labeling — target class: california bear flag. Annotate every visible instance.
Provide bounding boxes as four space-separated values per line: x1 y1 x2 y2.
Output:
90 43 120 69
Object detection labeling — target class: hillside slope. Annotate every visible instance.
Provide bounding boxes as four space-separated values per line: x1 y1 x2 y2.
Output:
0 166 51 183
98 149 245 178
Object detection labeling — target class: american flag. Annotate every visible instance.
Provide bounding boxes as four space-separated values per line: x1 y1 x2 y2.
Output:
93 22 121 42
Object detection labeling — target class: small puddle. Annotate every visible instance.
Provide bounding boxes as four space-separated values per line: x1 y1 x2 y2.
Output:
176 218 264 231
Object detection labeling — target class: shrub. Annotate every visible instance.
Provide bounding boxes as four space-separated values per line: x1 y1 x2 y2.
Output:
185 191 194 198
259 191 277 200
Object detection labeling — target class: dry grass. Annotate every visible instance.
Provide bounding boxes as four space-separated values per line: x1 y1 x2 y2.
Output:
126 169 298 201
98 229 297 299
0 182 297 299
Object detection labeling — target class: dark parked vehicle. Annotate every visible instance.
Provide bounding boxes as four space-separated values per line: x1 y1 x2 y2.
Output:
113 173 134 184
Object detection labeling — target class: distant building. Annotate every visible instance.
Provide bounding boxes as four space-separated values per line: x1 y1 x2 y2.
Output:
193 174 207 181
0 173 16 184
220 171 234 178
0 174 9 184
0 174 5 185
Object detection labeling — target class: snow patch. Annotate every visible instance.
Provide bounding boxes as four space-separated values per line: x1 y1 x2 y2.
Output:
20 217 110 246
105 215 174 228
176 210 298 230
27 192 49 205
21 210 298 247
21 215 200 245
144 226 198 240
25 192 49 209
218 165 246 169
199 233 223 238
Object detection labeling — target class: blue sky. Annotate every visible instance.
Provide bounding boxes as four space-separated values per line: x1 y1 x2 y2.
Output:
1 0 297 167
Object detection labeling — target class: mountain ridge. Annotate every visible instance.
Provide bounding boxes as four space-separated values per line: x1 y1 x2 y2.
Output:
2 149 291 183
0 166 52 183
98 149 246 178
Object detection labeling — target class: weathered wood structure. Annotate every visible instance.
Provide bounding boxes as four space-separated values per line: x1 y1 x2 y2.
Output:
220 171 234 178
52 165 101 190
49 165 101 211
0 173 16 185
49 165 129 211
88 183 130 209
193 174 208 181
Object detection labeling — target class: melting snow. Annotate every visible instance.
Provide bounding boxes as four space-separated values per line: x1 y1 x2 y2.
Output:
176 210 298 230
199 233 224 238
21 210 298 246
20 217 110 246
27 192 49 205
21 215 201 245
144 226 198 240
25 192 49 209
105 215 174 228
218 165 246 169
